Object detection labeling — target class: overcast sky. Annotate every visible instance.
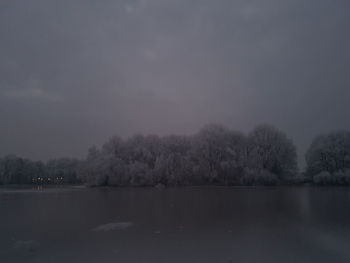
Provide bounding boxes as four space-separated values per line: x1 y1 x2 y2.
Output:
1 0 350 166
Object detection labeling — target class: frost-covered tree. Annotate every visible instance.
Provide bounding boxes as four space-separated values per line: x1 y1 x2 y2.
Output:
79 134 165 186
312 170 350 185
77 123 299 186
78 146 109 186
218 130 247 185
153 135 194 185
79 140 130 186
0 155 25 184
45 158 81 184
306 131 350 180
191 124 247 184
100 136 130 186
124 134 162 185
246 124 297 182
125 134 162 168
240 168 278 186
0 155 44 184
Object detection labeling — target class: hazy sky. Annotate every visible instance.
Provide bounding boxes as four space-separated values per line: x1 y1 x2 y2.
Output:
1 0 350 165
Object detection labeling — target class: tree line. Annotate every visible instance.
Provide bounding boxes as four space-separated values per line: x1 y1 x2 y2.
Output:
79 124 297 186
1 124 350 186
0 156 81 185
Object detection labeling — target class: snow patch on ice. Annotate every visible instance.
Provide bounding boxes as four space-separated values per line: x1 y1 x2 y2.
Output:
92 222 134 232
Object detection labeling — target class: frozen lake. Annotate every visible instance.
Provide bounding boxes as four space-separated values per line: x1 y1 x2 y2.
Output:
1 186 350 263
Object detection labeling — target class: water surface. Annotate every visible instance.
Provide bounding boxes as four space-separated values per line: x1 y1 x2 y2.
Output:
1 186 350 263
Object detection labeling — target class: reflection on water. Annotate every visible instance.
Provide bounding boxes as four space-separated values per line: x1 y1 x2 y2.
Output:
33 185 43 191
1 186 350 263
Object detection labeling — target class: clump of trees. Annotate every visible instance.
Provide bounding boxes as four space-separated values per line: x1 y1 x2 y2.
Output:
6 124 350 187
78 124 298 186
0 155 81 185
305 131 350 185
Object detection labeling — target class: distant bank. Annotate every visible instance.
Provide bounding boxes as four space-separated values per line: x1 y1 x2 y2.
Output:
1 124 350 186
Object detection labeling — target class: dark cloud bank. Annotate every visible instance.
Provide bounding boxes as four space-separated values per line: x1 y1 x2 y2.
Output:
1 0 350 167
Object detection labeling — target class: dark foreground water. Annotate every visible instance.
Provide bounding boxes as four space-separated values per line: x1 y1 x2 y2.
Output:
1 186 350 263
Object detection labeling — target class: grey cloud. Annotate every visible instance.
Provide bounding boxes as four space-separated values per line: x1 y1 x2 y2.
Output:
0 0 350 166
